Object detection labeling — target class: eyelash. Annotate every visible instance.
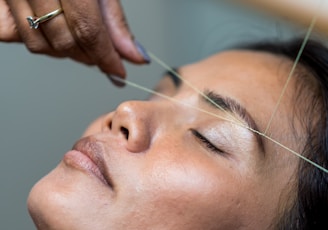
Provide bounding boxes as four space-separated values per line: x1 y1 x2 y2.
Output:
191 129 225 155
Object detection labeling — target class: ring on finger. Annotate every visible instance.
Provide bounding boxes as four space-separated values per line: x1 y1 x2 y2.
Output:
27 8 63 29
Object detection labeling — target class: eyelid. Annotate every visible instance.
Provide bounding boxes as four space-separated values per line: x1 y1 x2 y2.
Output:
191 129 226 156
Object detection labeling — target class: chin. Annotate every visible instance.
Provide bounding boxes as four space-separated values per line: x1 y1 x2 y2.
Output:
27 166 80 229
27 161 116 230
28 174 60 229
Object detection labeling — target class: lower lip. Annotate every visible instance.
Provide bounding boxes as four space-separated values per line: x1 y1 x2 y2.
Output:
63 150 108 186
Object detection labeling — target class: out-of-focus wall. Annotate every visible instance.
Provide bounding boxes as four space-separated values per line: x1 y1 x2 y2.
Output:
0 1 299 229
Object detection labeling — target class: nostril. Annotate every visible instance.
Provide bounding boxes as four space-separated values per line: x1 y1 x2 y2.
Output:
109 121 112 130
120 127 129 140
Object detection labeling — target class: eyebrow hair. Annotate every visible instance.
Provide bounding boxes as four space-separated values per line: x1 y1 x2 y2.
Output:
163 68 182 88
202 90 265 154
162 68 264 153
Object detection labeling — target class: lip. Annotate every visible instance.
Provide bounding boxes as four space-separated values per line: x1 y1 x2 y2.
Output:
63 137 113 188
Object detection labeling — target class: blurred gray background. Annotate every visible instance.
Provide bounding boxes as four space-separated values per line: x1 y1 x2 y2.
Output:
0 0 313 229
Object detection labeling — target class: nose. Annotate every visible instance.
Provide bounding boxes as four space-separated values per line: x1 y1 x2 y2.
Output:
105 101 152 153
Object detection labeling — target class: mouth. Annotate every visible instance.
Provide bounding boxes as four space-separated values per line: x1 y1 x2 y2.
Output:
63 137 113 188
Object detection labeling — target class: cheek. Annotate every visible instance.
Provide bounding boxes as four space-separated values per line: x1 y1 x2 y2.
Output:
122 153 246 229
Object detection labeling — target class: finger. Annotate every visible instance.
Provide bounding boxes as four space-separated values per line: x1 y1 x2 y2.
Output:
27 0 92 64
61 0 126 77
0 0 21 41
100 0 150 64
6 0 55 54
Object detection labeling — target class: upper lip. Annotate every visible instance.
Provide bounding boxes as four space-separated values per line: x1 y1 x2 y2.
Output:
72 137 113 188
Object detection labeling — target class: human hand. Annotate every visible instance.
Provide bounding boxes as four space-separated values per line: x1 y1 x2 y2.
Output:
0 0 150 78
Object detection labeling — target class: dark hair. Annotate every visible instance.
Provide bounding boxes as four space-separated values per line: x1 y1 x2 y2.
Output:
244 38 328 229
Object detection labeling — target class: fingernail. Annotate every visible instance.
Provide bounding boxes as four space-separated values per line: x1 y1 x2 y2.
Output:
106 74 125 87
134 40 151 63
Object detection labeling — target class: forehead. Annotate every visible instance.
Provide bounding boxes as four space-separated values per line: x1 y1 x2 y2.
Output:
180 50 292 92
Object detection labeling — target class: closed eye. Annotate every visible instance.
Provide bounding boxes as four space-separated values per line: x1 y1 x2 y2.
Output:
191 129 225 156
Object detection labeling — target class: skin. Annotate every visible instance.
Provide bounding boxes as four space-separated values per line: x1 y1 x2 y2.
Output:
28 50 301 229
0 0 147 77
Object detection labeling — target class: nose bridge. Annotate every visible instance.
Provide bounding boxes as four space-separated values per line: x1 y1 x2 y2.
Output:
116 100 155 125
115 98 181 125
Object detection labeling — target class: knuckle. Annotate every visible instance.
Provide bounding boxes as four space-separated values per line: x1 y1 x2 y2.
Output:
25 40 49 54
117 13 129 29
0 25 14 41
73 18 102 47
0 30 12 41
0 19 20 41
51 36 76 52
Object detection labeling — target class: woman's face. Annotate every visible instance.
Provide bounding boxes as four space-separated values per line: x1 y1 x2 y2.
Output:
28 50 301 229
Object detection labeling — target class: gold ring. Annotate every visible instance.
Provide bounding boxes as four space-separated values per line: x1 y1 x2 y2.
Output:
27 8 63 29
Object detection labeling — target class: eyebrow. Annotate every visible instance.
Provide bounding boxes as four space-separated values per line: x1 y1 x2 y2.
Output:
202 90 265 154
162 68 264 153
163 68 182 88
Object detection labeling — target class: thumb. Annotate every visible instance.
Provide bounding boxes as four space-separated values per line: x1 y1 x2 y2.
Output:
100 0 150 64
